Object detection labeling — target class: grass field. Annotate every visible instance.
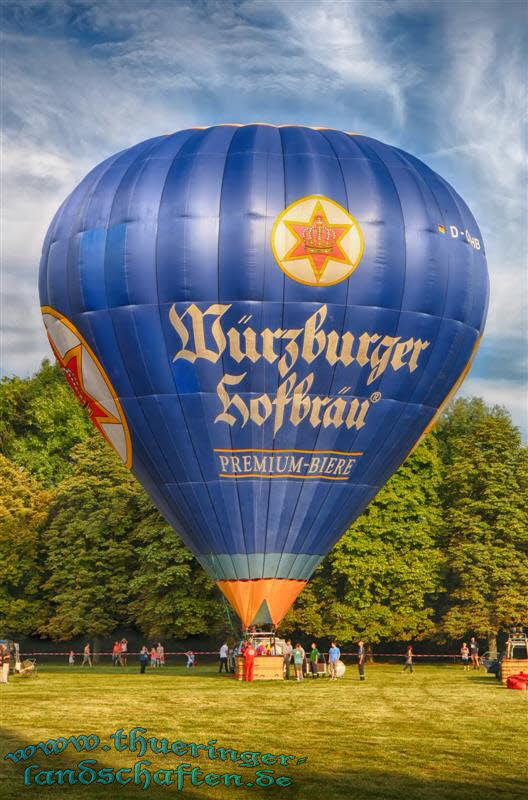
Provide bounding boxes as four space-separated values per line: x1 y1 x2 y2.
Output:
1 662 526 800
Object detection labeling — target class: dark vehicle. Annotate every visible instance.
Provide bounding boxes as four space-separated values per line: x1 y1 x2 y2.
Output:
481 628 528 680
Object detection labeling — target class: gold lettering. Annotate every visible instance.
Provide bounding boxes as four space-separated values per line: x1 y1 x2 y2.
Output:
391 338 415 370
277 328 302 377
170 303 229 363
367 335 401 384
253 456 268 473
290 373 314 426
356 332 381 366
322 397 347 428
227 327 260 363
250 394 273 425
261 328 284 364
214 373 248 427
309 396 332 427
302 306 327 363
343 460 354 475
408 339 430 371
326 331 355 366
275 456 288 473
272 374 296 435
345 398 370 430
288 456 304 473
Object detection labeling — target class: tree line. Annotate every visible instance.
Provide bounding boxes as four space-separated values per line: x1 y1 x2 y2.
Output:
1 361 526 652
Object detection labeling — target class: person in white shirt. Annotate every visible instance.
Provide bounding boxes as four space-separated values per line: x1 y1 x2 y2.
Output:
82 643 92 666
120 638 128 667
218 642 229 673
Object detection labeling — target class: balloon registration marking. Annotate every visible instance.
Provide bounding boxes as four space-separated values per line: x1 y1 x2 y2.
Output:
41 307 132 468
271 195 364 286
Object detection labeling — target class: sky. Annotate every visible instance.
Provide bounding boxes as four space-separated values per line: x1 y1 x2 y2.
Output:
1 0 527 435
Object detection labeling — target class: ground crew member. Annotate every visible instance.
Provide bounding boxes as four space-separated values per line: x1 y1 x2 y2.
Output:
244 640 256 682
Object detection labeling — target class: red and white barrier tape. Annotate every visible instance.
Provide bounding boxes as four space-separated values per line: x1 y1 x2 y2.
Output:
18 651 462 658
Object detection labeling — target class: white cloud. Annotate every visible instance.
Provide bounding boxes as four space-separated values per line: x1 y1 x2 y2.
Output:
460 376 528 436
1 0 525 439
421 5 527 344
276 0 419 128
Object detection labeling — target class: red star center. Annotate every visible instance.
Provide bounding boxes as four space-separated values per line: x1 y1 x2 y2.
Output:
51 342 120 437
282 201 353 281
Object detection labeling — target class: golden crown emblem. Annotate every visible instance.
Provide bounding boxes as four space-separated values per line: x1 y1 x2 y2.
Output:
303 214 336 254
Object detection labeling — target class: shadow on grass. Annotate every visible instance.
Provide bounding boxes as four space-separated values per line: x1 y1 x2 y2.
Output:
1 728 526 800
464 675 504 686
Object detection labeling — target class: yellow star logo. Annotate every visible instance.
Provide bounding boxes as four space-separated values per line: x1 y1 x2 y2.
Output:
282 201 353 282
271 195 364 287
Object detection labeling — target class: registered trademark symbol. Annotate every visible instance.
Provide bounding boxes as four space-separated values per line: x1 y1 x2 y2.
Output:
370 392 382 403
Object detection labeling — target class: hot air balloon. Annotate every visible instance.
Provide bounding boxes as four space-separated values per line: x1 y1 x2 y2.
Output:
39 125 488 630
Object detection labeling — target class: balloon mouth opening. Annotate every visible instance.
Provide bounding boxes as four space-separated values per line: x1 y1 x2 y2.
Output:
217 579 306 628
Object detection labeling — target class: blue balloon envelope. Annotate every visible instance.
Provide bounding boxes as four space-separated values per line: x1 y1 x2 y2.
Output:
39 125 488 627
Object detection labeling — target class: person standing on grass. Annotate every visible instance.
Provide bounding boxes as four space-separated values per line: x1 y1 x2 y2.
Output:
120 638 128 667
402 645 413 673
0 644 10 684
139 646 149 674
328 641 340 680
357 640 366 681
283 639 293 679
218 642 229 673
470 637 480 669
185 650 195 668
244 639 256 682
460 642 470 671
68 649 75 666
82 643 92 666
157 642 165 667
309 642 320 677
150 646 158 667
293 643 305 681
112 642 120 666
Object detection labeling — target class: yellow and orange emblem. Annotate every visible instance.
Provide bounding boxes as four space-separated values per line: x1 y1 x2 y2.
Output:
41 307 132 468
271 195 364 286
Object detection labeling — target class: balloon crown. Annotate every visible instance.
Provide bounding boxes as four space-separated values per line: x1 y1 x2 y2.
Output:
303 214 336 254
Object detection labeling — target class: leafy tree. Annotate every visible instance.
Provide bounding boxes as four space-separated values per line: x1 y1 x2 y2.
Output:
286 435 444 643
40 436 224 641
40 437 138 641
127 498 224 639
436 398 528 652
0 360 94 486
0 455 50 635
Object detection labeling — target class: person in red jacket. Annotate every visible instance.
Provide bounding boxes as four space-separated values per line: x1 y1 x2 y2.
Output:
244 639 256 682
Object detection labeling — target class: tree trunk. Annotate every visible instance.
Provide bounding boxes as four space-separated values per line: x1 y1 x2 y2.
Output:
93 636 101 665
487 632 497 657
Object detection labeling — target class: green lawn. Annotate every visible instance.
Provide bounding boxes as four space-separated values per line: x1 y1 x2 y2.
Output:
1 663 526 800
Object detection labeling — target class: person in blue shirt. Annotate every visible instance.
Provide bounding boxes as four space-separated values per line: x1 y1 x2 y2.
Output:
328 641 341 681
